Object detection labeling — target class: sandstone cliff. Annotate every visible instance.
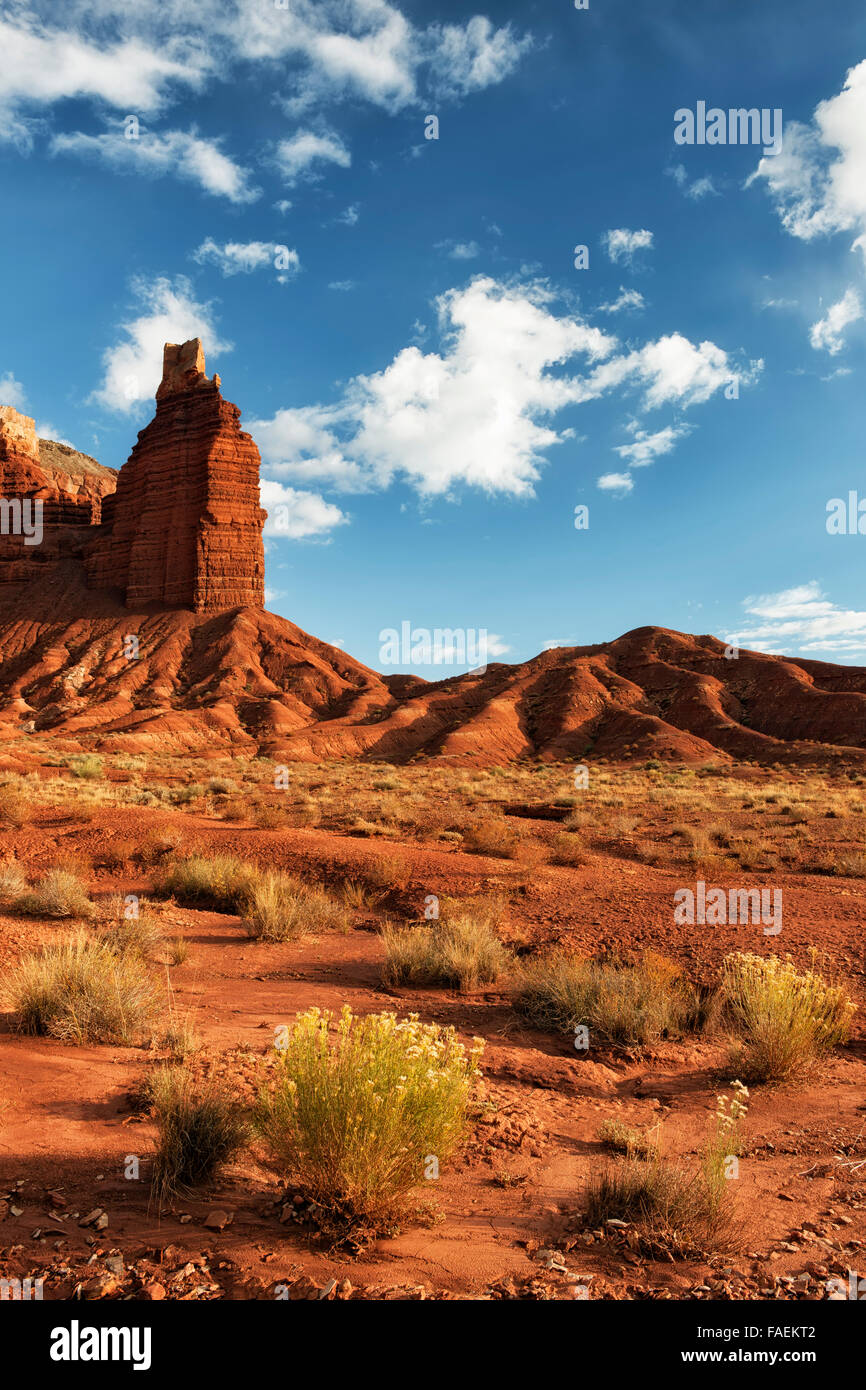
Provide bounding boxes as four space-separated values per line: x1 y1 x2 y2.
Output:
0 406 116 583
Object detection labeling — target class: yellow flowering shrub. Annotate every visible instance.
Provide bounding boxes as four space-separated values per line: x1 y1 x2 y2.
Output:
722 951 855 1081
256 1006 484 1225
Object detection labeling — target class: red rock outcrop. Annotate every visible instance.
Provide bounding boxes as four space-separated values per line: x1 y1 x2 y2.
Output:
0 406 116 583
85 339 266 611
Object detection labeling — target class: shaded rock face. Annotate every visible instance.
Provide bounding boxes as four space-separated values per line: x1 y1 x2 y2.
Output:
0 406 116 583
85 340 266 611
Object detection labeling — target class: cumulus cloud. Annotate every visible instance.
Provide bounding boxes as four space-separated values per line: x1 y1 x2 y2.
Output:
725 582 866 656
597 472 634 494
51 127 259 203
424 16 531 101
92 275 232 413
250 276 752 501
260 479 348 540
747 59 866 268
602 228 654 265
808 287 863 354
193 238 300 278
273 128 351 185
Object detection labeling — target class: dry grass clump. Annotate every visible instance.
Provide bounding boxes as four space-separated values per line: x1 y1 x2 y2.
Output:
381 901 510 991
153 854 258 912
256 1006 483 1228
0 783 31 827
241 871 347 942
98 897 165 962
598 1118 659 1159
149 1065 248 1206
252 801 293 829
587 1083 748 1256
12 868 94 920
461 816 522 859
514 950 696 1045
721 951 855 1082
0 857 27 898
67 754 104 780
549 831 587 867
134 826 186 865
7 932 161 1044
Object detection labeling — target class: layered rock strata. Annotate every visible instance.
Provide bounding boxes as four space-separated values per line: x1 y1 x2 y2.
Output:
85 340 266 611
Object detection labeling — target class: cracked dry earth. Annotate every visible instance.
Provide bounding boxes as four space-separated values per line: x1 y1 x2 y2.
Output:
1 798 864 1302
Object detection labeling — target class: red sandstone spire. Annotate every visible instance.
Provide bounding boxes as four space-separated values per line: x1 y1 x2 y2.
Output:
86 339 267 612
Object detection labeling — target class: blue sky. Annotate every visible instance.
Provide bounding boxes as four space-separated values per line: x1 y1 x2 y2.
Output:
2 0 866 674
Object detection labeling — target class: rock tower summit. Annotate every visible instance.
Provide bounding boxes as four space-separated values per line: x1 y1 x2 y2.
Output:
85 339 267 611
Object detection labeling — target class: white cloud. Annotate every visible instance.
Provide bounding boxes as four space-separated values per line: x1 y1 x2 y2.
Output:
666 165 719 200
193 238 299 278
808 287 863 354
425 17 531 100
598 287 645 315
726 582 866 655
0 14 206 146
602 228 654 265
0 373 27 411
587 333 760 410
260 479 348 540
437 239 481 260
328 279 356 292
336 202 360 225
92 275 232 414
35 422 74 446
614 423 691 467
597 472 634 494
761 296 798 310
250 276 753 502
51 127 259 203
3 3 531 157
748 59 866 266
686 175 719 200
274 128 351 185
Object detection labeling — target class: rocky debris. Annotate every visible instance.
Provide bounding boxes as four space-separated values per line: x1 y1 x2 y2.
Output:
85 340 266 612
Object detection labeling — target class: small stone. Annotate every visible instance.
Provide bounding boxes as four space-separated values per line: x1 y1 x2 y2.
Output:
81 1274 119 1300
204 1210 231 1231
143 1283 166 1301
